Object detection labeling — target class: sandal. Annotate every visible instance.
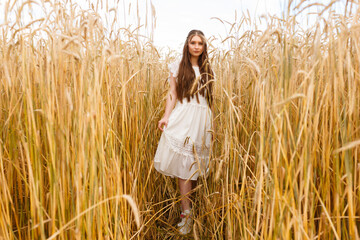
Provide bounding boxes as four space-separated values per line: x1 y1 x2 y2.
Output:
178 209 192 235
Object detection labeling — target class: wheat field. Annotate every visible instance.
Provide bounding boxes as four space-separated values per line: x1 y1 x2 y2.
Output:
0 0 360 239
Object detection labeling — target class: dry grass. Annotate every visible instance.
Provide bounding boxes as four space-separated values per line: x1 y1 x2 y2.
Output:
0 0 360 239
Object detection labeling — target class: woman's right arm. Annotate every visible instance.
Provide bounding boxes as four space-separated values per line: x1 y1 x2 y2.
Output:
158 74 177 131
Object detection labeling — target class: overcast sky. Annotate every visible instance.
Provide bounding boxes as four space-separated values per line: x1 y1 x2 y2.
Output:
152 0 350 51
0 0 350 52
152 0 282 51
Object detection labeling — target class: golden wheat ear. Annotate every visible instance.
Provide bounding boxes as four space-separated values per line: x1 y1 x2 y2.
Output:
190 75 201 94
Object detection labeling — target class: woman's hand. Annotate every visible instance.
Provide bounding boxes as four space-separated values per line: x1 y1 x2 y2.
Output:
158 117 169 131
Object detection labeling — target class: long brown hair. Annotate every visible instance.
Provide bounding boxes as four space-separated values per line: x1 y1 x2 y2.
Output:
176 30 214 107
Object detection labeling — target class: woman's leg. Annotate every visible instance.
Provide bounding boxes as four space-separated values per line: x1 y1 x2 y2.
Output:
178 178 195 211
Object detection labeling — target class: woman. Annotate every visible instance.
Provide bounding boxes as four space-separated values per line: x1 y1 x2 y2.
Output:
154 29 215 235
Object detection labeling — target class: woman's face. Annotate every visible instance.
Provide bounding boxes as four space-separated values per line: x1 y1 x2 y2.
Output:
188 35 204 58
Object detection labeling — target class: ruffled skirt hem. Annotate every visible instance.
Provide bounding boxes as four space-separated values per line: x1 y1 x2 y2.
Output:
154 133 209 181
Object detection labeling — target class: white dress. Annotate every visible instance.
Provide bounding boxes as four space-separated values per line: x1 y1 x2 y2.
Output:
154 60 212 180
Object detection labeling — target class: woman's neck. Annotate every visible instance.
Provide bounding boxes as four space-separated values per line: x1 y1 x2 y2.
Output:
190 56 199 67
